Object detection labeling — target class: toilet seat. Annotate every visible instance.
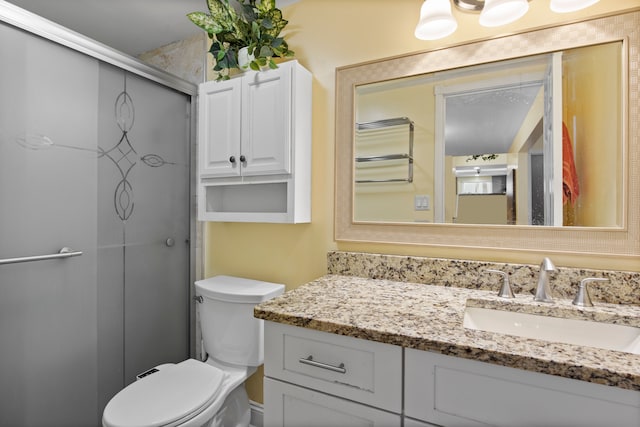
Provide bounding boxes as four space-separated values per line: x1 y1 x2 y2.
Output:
102 359 227 427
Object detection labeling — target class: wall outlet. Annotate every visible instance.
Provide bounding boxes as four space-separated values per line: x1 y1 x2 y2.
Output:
414 195 430 211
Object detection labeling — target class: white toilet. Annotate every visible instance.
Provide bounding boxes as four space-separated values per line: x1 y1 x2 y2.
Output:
102 275 285 427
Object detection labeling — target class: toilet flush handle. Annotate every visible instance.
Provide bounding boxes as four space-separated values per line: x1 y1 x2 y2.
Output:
194 295 203 304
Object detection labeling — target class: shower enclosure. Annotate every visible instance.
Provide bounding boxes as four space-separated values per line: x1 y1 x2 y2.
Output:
0 4 197 426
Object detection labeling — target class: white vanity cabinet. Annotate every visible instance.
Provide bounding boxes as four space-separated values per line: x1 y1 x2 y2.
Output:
263 322 402 427
197 60 311 223
263 322 640 427
404 349 640 427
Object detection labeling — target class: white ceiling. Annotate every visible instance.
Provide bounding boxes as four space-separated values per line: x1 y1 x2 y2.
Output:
4 0 297 57
445 83 542 156
3 0 541 154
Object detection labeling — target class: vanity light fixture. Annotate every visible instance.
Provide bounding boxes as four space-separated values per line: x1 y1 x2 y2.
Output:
549 0 600 13
453 165 510 177
479 0 529 27
415 0 600 40
414 0 458 40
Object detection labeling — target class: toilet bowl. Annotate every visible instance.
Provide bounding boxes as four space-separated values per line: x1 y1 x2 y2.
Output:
102 276 285 427
102 359 253 427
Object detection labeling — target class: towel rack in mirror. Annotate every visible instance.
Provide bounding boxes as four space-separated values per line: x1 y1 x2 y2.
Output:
355 117 414 184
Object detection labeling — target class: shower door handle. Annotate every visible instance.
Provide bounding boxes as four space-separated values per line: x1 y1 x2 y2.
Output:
0 247 82 265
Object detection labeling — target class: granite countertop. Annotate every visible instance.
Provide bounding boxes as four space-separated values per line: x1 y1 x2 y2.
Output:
254 274 640 391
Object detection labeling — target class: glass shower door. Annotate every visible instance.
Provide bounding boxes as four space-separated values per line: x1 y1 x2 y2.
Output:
0 24 100 426
0 18 192 427
96 63 191 412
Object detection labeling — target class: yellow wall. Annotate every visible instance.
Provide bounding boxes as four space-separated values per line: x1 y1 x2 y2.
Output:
563 43 623 227
203 0 640 403
355 83 435 223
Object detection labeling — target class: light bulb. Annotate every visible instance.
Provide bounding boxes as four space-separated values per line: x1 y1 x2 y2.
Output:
415 0 458 40
550 0 599 13
479 0 529 27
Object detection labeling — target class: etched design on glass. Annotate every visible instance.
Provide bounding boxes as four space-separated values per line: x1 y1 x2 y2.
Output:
141 153 174 167
98 73 175 221
15 133 98 153
11 72 175 222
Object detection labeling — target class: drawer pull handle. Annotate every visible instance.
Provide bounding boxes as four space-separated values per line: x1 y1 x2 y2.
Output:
299 355 346 374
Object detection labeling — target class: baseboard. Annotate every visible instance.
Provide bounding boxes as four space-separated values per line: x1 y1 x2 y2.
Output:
249 400 264 427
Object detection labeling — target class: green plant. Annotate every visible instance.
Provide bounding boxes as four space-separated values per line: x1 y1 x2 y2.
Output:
466 153 499 162
188 0 294 81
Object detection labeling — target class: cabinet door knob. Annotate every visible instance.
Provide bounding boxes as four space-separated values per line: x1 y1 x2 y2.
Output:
240 155 246 162
229 156 236 163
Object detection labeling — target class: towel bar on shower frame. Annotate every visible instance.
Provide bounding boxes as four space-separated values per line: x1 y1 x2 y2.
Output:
0 247 83 265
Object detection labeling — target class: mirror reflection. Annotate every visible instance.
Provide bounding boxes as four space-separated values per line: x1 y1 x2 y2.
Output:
354 41 622 227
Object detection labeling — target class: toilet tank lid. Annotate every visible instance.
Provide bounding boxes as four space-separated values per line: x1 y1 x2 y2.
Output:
195 275 285 303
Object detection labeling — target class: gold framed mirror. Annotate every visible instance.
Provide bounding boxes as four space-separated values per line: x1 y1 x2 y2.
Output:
335 10 639 258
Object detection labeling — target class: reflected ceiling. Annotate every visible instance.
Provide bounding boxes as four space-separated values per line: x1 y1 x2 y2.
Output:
445 83 541 156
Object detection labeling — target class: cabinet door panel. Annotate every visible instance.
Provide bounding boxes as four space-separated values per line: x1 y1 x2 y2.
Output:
199 78 241 177
264 378 401 427
242 65 291 176
405 349 640 427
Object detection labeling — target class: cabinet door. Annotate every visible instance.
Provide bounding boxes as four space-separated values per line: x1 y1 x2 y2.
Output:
241 64 292 176
264 378 401 427
405 349 640 427
198 78 242 178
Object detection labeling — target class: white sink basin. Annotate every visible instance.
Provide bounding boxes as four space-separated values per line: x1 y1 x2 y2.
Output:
463 306 640 354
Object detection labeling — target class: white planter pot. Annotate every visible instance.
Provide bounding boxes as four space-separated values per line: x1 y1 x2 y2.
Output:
238 47 254 70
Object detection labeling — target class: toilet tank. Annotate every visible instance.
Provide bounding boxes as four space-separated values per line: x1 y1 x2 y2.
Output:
194 275 285 367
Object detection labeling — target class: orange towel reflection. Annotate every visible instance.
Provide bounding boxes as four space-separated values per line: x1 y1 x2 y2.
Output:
562 122 579 206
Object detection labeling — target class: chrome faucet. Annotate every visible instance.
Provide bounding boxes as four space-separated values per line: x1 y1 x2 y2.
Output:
533 257 556 302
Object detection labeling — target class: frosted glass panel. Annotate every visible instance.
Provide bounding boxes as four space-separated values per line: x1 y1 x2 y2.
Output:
96 64 190 410
0 20 191 427
0 24 99 426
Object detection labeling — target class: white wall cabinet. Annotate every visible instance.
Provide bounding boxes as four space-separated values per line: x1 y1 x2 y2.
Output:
263 322 402 427
197 60 311 223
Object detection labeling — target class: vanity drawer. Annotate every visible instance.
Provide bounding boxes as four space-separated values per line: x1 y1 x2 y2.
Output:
264 378 401 427
264 321 402 413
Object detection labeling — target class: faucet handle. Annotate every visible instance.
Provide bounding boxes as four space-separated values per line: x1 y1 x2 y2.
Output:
572 278 609 307
485 269 515 299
